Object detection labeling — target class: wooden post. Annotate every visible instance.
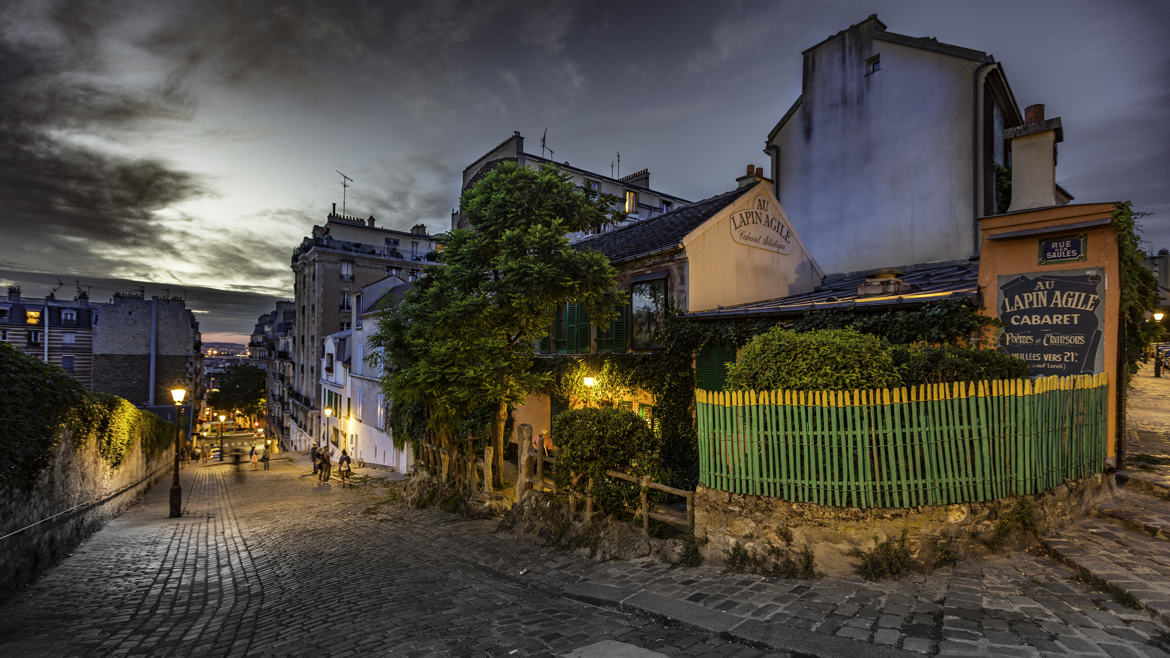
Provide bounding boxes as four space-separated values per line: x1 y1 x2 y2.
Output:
483 445 494 494
536 441 545 494
640 475 650 533
686 491 695 531
585 477 593 523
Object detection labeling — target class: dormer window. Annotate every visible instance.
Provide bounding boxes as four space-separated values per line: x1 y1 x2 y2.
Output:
624 190 637 214
25 310 40 325
61 309 77 325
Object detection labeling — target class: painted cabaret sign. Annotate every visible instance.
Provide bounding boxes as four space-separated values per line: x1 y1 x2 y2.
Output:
728 195 793 254
997 269 1105 375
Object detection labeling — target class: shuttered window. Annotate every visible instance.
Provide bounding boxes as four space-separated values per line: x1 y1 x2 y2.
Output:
596 303 628 354
541 302 591 354
696 343 736 391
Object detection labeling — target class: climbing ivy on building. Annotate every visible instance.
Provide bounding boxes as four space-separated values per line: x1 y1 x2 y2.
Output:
1114 201 1160 384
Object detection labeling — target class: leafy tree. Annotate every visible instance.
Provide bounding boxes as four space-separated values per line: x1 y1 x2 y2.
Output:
208 364 266 425
372 162 623 485
1115 202 1160 383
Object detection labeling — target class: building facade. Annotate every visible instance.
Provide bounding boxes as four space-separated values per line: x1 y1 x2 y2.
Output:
455 132 691 241
288 209 440 451
0 285 98 387
765 15 1069 275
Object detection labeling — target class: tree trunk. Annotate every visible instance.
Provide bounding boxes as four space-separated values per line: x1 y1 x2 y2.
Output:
491 400 507 489
437 422 454 483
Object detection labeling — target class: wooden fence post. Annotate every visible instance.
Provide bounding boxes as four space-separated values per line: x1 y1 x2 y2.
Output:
536 441 545 494
640 475 650 533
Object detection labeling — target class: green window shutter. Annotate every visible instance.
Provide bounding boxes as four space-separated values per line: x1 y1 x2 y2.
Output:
697 343 736 391
609 304 627 353
575 304 591 354
563 303 577 353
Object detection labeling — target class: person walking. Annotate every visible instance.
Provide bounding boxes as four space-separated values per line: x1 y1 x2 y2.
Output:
261 445 270 470
310 444 320 477
338 449 352 487
319 447 332 483
249 445 258 471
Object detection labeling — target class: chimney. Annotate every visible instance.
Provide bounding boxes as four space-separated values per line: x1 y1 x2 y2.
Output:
7 286 19 301
1005 104 1064 212
367 215 376 227
332 202 337 216
410 223 427 236
736 164 765 188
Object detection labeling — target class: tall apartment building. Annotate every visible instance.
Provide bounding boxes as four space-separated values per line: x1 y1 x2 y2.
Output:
91 293 203 408
249 300 295 447
765 15 1071 275
289 209 440 449
0 285 98 387
454 132 691 240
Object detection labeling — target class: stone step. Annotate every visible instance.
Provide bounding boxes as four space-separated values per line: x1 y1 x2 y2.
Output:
1116 469 1170 502
1093 487 1170 540
1041 516 1170 627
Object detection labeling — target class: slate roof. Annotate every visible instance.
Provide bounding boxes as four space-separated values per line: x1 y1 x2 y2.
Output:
575 186 752 264
684 259 980 320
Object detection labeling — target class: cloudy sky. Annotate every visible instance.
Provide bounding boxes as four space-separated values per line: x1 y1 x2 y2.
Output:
1 0 1167 342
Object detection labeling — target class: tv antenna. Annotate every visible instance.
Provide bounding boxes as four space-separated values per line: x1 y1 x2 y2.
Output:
616 152 621 178
541 129 554 159
336 170 354 216
48 278 64 299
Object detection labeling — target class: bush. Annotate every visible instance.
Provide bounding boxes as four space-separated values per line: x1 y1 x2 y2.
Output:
0 344 85 489
894 344 1030 386
724 327 902 391
850 531 914 580
552 407 661 514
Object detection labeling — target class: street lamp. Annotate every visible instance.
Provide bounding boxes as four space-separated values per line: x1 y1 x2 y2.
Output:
1156 311 1165 322
169 388 186 518
218 413 227 461
323 407 332 450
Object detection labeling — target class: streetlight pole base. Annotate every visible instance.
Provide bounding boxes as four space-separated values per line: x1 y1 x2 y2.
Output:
169 485 182 518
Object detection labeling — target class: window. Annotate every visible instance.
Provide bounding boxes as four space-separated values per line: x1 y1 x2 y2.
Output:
387 266 402 278
340 321 351 331
325 353 334 374
355 387 363 422
62 332 76 345
661 200 672 213
624 190 637 214
595 302 628 354
355 343 363 374
0 329 6 341
340 260 354 282
630 279 666 349
61 309 77 325
696 343 736 391
586 180 600 192
25 310 40 325
27 330 41 346
411 241 420 258
409 269 420 282
376 394 385 430
340 295 352 311
541 303 590 354
61 355 74 372
0 309 7 322
867 54 880 75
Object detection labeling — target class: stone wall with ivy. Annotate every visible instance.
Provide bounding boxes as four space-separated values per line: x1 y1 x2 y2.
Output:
0 344 174 601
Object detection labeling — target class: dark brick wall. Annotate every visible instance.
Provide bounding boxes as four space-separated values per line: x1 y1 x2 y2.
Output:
93 354 151 403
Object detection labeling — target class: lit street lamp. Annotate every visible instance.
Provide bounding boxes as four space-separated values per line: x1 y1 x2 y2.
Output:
218 413 227 461
169 388 186 518
323 407 332 451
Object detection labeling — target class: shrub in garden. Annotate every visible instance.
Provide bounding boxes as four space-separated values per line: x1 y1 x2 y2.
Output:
724 327 902 391
552 407 661 515
893 344 1030 386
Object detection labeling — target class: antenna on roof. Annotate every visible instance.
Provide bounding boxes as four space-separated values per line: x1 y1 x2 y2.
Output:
541 129 554 159
48 278 64 299
336 170 354 216
616 152 621 178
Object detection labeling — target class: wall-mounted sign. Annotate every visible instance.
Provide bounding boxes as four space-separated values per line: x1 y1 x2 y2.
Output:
997 269 1105 375
728 195 793 254
1038 234 1086 265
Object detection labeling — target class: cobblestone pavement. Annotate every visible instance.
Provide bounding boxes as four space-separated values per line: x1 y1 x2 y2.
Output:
0 461 784 658
1126 363 1170 492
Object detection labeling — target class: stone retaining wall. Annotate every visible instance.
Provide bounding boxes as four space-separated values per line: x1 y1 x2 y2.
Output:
0 429 170 601
695 474 1113 576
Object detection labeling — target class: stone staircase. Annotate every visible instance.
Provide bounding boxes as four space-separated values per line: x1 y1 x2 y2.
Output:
1041 473 1170 627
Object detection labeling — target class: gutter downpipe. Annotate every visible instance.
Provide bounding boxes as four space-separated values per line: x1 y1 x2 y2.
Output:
43 302 49 363
149 298 157 406
972 60 995 258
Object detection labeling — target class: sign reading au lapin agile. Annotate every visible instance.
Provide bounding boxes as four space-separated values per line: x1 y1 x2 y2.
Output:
997 269 1105 375
728 194 793 254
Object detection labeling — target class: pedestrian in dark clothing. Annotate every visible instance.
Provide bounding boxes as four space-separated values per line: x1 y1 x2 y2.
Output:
319 448 332 482
310 445 320 476
261 446 270 470
338 450 352 487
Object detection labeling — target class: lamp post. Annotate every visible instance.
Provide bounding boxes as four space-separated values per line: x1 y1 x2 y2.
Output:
323 407 332 452
170 388 186 518
218 413 226 460
1154 312 1166 378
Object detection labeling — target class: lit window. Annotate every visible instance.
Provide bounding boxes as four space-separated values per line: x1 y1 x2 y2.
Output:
624 191 636 214
25 310 40 325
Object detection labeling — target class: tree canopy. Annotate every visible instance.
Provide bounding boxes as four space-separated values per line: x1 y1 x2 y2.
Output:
372 161 624 484
208 364 266 422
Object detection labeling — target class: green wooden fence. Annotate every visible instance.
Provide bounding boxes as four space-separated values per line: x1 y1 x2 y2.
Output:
695 374 1108 508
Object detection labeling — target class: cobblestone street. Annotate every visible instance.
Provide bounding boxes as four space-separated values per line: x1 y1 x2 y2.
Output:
0 459 781 658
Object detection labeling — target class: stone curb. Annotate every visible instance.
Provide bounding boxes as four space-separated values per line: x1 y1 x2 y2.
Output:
1116 470 1170 502
1040 533 1170 628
